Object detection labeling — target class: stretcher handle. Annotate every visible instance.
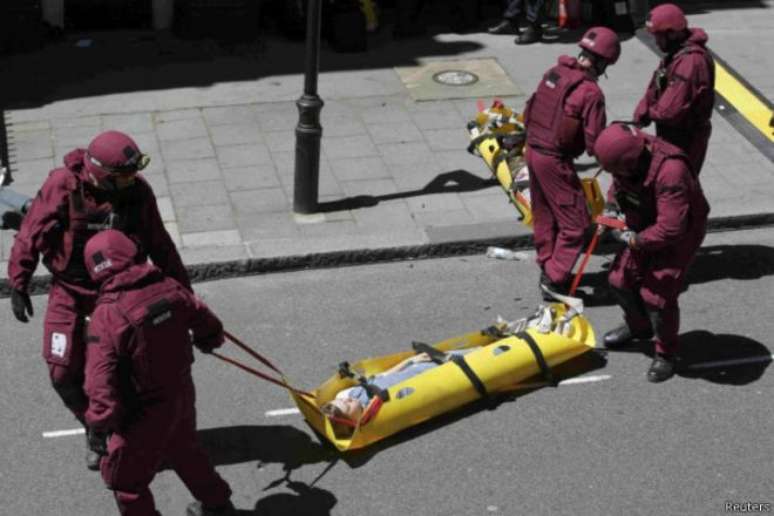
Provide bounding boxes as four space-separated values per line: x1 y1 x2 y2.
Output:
568 215 628 296
224 330 284 376
211 351 314 399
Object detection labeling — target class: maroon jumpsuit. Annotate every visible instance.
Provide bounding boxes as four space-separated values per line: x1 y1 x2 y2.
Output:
608 135 710 355
633 28 715 175
524 55 608 285
84 248 230 515
7 149 189 422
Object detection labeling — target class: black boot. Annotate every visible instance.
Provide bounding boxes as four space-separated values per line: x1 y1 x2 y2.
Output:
603 324 653 348
85 426 107 472
186 501 237 516
647 353 676 383
488 19 515 34
515 23 542 44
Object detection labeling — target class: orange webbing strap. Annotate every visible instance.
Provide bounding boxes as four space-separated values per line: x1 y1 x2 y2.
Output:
224 331 283 375
568 215 629 296
211 333 314 399
569 227 601 297
358 396 384 426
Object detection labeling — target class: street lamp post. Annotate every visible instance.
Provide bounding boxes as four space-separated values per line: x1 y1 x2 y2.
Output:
293 0 325 214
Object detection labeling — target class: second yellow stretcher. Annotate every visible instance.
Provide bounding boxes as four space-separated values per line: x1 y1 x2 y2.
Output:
466 100 605 227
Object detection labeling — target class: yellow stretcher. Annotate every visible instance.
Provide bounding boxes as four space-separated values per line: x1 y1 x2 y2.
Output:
466 100 605 227
290 300 597 452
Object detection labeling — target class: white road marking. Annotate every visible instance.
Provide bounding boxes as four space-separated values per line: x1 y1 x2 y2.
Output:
265 408 301 417
686 354 774 370
516 373 613 390
558 374 612 385
42 428 85 438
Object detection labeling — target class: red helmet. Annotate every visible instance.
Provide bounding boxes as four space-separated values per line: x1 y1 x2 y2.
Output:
84 131 149 190
646 4 687 33
578 27 621 65
593 124 647 176
84 229 139 283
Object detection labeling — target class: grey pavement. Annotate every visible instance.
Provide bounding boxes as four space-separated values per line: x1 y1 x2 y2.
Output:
2 2 773 278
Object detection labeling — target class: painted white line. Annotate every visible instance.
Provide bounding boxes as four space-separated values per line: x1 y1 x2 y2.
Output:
517 374 613 390
265 408 301 417
687 354 774 371
42 428 85 438
559 374 612 385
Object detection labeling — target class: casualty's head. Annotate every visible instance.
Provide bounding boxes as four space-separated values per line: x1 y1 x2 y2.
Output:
85 131 150 191
593 123 650 178
577 27 621 77
646 3 689 53
321 392 364 423
84 229 140 283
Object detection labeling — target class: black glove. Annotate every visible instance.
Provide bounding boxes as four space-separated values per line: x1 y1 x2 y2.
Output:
87 427 108 456
1 210 24 231
10 289 33 323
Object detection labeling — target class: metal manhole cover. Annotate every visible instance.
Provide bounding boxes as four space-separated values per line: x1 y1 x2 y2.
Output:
432 70 479 86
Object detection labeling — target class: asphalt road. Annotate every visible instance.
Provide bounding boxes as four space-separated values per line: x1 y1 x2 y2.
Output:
2 227 773 516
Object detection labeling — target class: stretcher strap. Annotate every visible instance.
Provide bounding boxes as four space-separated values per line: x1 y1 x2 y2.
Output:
411 341 447 364
516 331 558 387
338 361 389 402
450 355 489 400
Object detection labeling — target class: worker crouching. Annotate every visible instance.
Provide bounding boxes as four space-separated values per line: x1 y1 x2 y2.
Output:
594 124 710 383
82 230 235 516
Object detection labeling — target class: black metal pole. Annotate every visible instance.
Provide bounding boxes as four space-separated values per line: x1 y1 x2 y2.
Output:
293 0 325 214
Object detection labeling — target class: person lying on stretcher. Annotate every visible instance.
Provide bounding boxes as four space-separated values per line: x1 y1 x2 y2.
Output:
321 347 509 424
321 350 472 422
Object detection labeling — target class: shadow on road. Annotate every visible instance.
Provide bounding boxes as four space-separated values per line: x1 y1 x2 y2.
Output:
677 331 771 385
317 169 497 213
686 244 774 284
605 331 770 385
238 480 338 516
578 243 774 307
197 424 340 515
198 424 336 468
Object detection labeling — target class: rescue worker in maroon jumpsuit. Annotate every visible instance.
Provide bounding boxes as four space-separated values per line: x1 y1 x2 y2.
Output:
7 130 189 470
594 123 710 382
83 230 235 516
523 27 620 299
633 3 715 176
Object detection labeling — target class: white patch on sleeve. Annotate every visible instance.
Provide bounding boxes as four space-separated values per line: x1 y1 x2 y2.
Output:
51 333 68 358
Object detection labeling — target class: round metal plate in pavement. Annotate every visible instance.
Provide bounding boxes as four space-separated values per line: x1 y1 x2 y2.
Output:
432 70 479 87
